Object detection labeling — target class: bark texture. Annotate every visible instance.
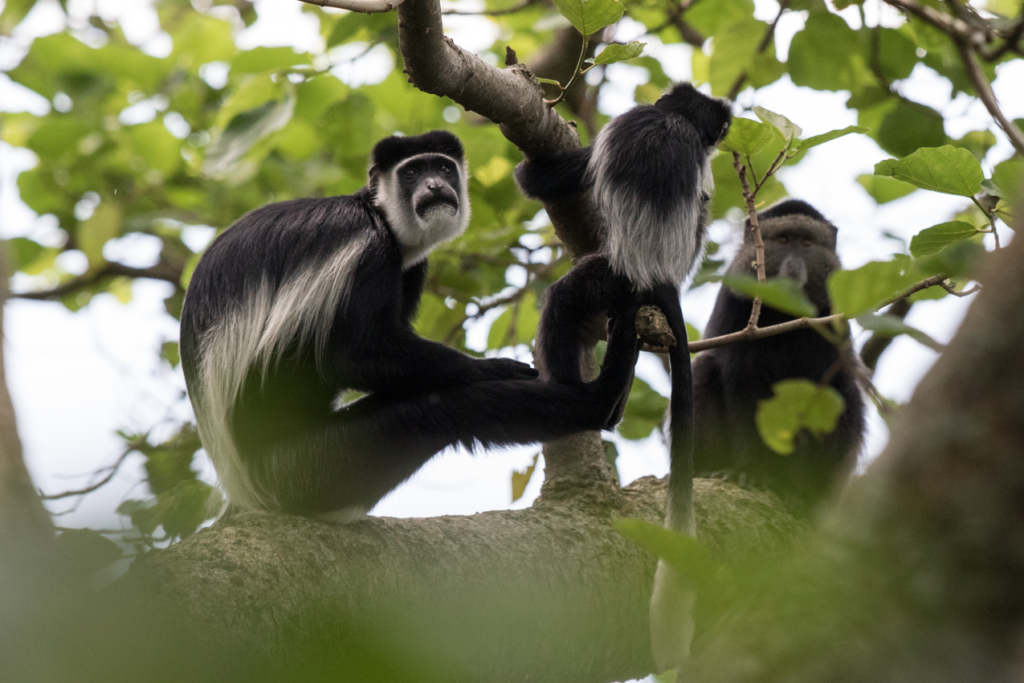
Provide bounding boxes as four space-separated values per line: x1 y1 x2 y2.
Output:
126 478 800 683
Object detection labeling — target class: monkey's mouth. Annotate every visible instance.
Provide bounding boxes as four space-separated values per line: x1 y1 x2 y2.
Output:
415 196 459 218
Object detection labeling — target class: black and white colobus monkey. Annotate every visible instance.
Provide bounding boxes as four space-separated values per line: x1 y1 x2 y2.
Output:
691 199 867 513
180 131 641 520
516 82 732 534
516 84 731 670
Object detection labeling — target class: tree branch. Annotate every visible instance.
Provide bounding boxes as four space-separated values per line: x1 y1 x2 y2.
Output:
11 261 183 301
121 478 802 683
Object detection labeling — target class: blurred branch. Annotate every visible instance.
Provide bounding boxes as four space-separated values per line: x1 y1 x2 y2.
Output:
11 261 183 302
726 0 789 101
442 0 535 16
880 0 1024 156
39 445 136 501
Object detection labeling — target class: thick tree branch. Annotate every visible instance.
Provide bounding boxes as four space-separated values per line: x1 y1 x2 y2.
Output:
123 478 801 683
396 0 603 258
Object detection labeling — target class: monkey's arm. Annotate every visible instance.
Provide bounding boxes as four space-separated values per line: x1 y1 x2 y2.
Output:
514 147 593 202
327 251 538 395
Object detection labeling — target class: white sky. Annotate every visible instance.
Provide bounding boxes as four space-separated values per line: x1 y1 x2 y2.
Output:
0 0 1019 530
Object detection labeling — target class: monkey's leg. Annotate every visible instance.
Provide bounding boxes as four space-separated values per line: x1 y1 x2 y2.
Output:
535 255 632 384
256 309 642 516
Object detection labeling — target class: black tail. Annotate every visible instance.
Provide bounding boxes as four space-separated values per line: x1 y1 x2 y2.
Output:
514 147 594 202
648 286 695 535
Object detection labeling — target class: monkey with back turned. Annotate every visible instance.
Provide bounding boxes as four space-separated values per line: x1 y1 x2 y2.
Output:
691 198 867 514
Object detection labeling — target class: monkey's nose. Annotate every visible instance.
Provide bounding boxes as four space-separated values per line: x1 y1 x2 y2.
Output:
779 255 808 287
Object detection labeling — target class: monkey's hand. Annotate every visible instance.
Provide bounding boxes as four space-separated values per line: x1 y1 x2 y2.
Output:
478 357 539 381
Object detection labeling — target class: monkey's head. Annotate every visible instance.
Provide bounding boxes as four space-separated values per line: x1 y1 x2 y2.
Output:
655 82 733 148
730 199 841 316
370 130 471 268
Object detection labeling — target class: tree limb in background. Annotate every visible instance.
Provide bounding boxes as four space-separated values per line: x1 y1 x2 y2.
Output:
881 0 1024 156
0 243 53 544
11 261 184 302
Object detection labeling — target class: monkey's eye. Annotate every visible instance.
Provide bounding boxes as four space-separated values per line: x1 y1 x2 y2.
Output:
403 167 420 180
801 238 812 248
777 236 788 245
438 162 453 175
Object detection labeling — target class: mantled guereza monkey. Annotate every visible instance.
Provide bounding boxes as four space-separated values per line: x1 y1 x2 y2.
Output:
516 86 732 673
181 131 641 521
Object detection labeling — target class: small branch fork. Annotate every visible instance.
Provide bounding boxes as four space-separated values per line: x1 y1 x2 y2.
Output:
732 151 767 330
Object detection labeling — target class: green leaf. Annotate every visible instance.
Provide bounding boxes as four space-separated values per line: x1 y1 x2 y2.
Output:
0 0 36 33
754 107 802 143
796 126 868 152
720 274 817 319
77 202 123 266
719 117 780 156
949 130 997 161
708 20 773 97
172 14 236 69
549 0 624 37
204 95 296 177
876 100 947 157
854 312 944 352
788 13 860 91
231 47 312 74
992 155 1024 204
908 221 980 257
755 379 846 455
161 341 181 368
827 258 918 318
874 146 984 197
511 453 539 502
612 518 717 590
127 121 182 176
618 376 669 441
534 77 561 86
873 28 918 81
589 41 645 66
980 179 1003 198
856 174 917 204
487 290 540 349
6 238 45 272
684 0 753 37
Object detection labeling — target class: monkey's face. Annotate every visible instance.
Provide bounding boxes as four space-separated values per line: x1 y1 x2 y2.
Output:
731 216 841 316
376 153 471 268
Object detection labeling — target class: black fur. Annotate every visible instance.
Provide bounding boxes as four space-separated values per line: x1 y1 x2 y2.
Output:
372 130 464 172
692 200 866 513
180 131 640 516
520 83 731 536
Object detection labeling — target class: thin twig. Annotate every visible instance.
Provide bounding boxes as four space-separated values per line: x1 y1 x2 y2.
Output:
732 152 767 329
40 446 136 500
442 0 534 15
646 272 977 355
955 41 1024 158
